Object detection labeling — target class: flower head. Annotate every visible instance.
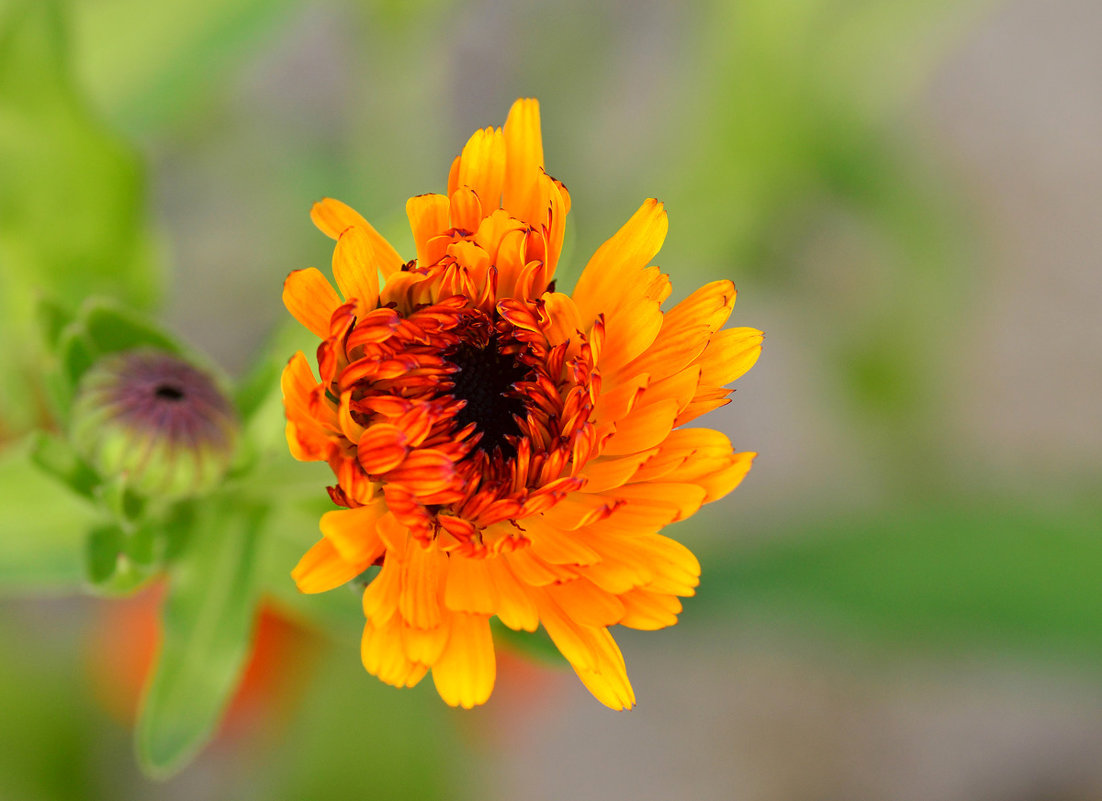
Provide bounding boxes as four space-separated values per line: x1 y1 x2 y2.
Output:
282 99 762 709
72 348 238 499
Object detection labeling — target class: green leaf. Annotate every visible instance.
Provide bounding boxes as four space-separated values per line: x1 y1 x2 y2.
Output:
136 498 265 777
0 439 96 593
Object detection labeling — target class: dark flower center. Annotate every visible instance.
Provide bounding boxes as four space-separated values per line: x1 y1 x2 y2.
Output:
446 337 529 458
154 383 186 401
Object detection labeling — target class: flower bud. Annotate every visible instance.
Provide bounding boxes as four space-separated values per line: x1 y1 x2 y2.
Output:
71 348 238 499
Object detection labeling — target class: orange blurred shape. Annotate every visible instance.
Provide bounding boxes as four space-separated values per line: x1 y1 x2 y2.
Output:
85 582 316 740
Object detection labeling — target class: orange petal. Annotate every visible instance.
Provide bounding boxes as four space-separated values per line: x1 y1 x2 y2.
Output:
545 578 625 627
332 225 380 309
698 326 763 386
572 198 668 328
431 612 496 709
449 187 483 234
283 268 340 338
310 197 403 277
617 588 683 631
357 424 409 475
579 450 657 494
319 503 386 565
539 291 583 349
485 557 539 632
601 398 680 457
362 550 401 626
387 449 456 496
523 515 601 565
407 193 450 267
534 592 635 710
398 543 447 630
291 537 365 594
444 555 499 615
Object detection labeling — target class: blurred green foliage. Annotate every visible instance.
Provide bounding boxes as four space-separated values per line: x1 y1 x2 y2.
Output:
0 0 160 434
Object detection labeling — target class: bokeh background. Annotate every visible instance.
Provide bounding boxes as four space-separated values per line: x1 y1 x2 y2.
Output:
2 0 1101 798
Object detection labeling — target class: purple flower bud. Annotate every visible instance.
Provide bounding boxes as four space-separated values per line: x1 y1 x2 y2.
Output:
71 349 238 499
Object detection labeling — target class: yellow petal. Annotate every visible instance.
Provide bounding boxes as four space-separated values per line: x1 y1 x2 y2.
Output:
310 197 403 277
503 98 544 221
361 615 429 688
454 126 506 212
291 537 365 594
283 268 340 338
431 612 496 709
400 618 450 666
332 225 380 309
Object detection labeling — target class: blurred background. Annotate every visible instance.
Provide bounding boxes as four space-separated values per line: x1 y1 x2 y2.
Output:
2 0 1101 798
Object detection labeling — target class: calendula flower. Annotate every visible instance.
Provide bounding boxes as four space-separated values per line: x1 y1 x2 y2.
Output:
71 348 238 499
282 99 762 709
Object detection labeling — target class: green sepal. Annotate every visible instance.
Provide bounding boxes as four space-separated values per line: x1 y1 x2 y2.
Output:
85 522 125 585
80 298 183 357
29 429 100 501
57 322 97 398
35 293 73 352
94 474 146 525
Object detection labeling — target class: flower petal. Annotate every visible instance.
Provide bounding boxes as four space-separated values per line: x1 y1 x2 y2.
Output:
406 193 450 267
361 614 429 688
431 612 496 709
291 537 365 594
319 503 386 565
535 592 635 710
283 268 340 338
572 198 668 329
452 126 506 212
310 197 403 277
332 225 380 309
503 97 544 222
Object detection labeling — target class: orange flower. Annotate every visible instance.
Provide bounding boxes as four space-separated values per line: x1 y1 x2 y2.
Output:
282 99 762 709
